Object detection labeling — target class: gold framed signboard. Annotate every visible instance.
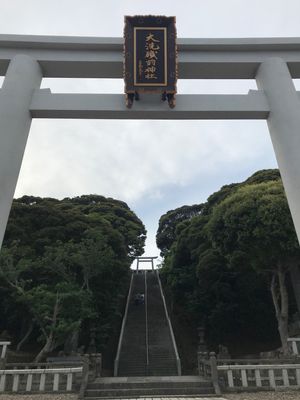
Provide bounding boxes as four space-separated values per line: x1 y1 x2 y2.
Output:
124 15 177 108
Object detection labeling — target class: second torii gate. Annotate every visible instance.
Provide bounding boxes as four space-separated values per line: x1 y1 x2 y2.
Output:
135 256 158 271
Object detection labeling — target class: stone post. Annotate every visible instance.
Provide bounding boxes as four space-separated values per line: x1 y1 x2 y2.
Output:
197 352 203 376
79 355 90 400
256 57 300 244
0 54 42 249
88 353 102 380
197 326 207 352
197 351 208 377
209 352 221 395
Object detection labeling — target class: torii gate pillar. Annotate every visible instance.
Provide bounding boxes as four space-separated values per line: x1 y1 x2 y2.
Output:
0 55 42 247
256 58 300 243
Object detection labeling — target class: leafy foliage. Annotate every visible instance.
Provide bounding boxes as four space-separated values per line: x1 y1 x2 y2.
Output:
0 195 146 360
206 179 300 354
158 170 299 355
156 204 203 257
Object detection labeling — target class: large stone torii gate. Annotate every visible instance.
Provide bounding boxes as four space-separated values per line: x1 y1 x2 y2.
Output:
1 34 300 254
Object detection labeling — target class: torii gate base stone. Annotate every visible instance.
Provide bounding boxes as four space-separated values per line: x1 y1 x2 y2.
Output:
1 36 300 309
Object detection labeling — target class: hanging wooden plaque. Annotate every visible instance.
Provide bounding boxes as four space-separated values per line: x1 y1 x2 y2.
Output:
124 15 177 108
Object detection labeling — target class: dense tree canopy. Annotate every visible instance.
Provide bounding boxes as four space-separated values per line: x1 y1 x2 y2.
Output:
156 204 203 257
158 170 299 356
206 180 300 354
0 195 146 361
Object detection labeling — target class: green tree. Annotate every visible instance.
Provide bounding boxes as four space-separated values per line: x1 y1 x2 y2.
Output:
156 204 203 257
161 213 277 354
206 180 300 354
0 194 146 359
0 244 94 361
158 170 288 356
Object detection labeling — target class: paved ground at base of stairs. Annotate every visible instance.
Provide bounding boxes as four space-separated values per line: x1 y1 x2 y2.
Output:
0 392 300 400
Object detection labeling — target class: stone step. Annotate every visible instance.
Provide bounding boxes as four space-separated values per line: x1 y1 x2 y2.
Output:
146 371 178 376
88 381 211 389
85 397 220 400
84 386 215 398
118 362 176 368
148 354 177 358
119 356 175 362
118 366 147 371
118 370 177 377
118 355 148 360
116 371 178 377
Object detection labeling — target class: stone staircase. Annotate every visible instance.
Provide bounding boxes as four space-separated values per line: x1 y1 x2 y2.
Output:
84 375 215 399
147 271 178 376
117 271 147 376
117 270 178 377
83 270 215 398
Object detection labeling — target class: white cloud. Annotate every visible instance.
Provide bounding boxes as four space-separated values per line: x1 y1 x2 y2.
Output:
1 0 300 38
16 119 276 201
0 0 295 254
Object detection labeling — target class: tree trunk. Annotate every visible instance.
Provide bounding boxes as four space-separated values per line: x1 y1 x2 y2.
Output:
34 332 55 362
16 322 33 351
278 316 290 355
270 268 290 355
34 293 60 362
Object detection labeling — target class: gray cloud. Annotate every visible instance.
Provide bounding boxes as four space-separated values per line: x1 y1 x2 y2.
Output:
0 0 296 258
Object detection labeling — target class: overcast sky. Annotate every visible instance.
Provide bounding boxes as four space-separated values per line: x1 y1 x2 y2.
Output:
1 0 299 264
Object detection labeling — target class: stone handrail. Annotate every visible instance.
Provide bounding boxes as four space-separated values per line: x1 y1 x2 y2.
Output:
218 362 300 390
216 358 300 365
114 272 134 376
198 352 300 393
6 361 82 369
156 270 181 376
0 366 82 393
145 270 149 366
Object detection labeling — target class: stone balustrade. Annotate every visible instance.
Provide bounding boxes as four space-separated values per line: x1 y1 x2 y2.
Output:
218 363 300 390
0 366 82 393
